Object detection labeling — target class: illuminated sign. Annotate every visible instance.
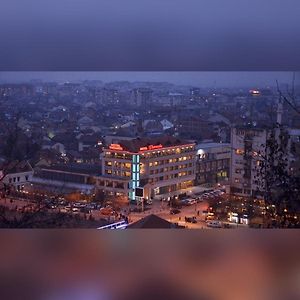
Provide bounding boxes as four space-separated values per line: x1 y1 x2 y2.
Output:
109 143 124 151
139 147 148 151
139 144 163 151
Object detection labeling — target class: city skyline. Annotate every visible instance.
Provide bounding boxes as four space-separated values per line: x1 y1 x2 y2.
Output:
0 71 298 88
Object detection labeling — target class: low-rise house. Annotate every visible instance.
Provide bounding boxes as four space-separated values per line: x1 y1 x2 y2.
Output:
0 160 34 191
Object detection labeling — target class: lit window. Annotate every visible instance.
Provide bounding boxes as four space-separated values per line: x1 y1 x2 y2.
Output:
235 149 244 155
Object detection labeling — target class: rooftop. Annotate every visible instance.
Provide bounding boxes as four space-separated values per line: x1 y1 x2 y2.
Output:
196 142 230 150
127 214 181 229
1 160 33 175
108 135 194 153
39 163 101 176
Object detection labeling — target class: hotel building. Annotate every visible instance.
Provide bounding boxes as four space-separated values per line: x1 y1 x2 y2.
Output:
97 136 196 201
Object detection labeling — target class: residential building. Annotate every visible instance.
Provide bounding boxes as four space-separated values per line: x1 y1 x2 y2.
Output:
229 125 295 197
131 88 153 108
230 126 269 197
0 161 34 191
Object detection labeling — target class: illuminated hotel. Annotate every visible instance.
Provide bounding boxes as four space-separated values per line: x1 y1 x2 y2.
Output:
97 136 196 201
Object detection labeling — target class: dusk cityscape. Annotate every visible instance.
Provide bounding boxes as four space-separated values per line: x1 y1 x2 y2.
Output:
0 71 299 228
2 0 300 299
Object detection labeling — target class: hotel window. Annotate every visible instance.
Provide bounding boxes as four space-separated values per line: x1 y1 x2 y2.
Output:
106 170 112 175
149 162 153 167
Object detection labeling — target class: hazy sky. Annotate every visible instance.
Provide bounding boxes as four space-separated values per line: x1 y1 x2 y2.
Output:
0 72 297 88
0 0 299 70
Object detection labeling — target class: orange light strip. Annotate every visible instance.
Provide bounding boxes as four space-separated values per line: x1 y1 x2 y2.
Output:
105 143 196 154
109 143 124 151
139 144 163 151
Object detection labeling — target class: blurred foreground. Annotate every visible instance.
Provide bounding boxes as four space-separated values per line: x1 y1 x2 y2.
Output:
0 231 299 300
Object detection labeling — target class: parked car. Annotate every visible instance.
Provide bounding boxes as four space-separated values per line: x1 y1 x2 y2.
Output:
188 199 197 205
80 207 92 214
185 216 197 223
195 197 203 202
180 199 191 206
206 221 222 228
145 199 153 205
170 209 181 215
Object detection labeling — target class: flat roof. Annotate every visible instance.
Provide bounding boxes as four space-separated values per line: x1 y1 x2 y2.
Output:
196 143 230 150
40 163 101 176
107 135 194 153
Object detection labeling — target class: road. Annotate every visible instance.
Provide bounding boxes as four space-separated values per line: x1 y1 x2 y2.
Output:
127 200 210 229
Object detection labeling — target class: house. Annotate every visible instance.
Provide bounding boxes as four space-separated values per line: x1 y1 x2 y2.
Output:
78 116 94 129
0 161 34 191
77 134 103 152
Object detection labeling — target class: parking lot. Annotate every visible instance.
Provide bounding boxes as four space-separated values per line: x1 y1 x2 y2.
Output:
0 187 242 229
126 188 229 229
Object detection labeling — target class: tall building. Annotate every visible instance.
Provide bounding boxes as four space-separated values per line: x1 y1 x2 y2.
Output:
102 88 119 106
190 87 201 102
230 126 268 197
131 88 153 108
195 143 230 186
230 126 292 197
97 136 196 201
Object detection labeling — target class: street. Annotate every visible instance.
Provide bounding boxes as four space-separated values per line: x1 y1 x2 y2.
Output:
127 199 210 229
